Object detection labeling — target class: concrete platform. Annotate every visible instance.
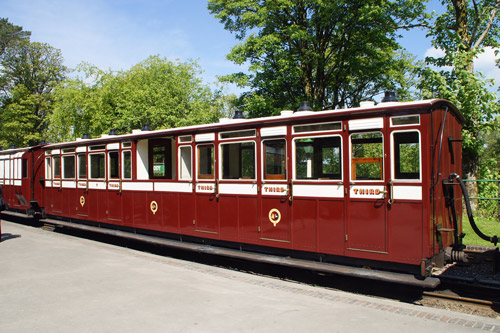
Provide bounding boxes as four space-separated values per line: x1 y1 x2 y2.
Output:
1 220 499 332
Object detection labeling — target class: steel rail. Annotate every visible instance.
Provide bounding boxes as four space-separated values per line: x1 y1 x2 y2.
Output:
423 291 498 307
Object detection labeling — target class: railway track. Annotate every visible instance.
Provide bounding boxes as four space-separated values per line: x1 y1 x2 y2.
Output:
423 290 497 307
419 289 500 319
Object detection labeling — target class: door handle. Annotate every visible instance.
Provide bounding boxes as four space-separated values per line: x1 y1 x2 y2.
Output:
286 181 293 203
388 180 394 205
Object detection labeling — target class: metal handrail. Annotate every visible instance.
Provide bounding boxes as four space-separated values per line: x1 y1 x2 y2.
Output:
461 179 500 200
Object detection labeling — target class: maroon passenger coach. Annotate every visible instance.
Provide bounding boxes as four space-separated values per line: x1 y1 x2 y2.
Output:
0 98 465 277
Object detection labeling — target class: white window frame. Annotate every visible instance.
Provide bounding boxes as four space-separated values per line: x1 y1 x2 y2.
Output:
261 138 287 182
89 152 106 180
292 134 343 182
122 150 132 180
219 140 256 181
178 145 192 181
62 154 76 179
390 129 422 182
349 131 384 182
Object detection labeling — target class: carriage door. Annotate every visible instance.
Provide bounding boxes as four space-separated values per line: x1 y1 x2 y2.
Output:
107 145 122 223
346 118 389 254
388 116 423 263
260 128 290 243
194 133 219 235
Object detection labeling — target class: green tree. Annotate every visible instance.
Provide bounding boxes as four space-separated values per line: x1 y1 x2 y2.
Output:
0 85 41 148
49 56 221 141
0 18 31 100
0 40 67 147
208 0 428 116
476 117 500 217
418 0 500 206
0 18 30 56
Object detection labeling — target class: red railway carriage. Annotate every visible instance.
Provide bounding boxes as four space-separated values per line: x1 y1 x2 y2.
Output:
0 146 45 215
0 98 464 276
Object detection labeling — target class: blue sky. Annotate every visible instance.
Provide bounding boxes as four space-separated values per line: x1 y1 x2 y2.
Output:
2 0 499 96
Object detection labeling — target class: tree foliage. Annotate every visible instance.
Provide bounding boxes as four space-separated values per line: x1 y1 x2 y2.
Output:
418 0 500 177
208 0 428 116
0 18 30 56
0 36 67 148
48 56 221 141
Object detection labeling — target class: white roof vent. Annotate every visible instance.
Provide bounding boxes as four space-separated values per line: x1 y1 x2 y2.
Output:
360 101 376 108
281 110 294 117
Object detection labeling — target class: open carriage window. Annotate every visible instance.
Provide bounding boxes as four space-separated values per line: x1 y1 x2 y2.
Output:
295 136 341 180
22 159 28 178
221 141 255 180
351 132 383 180
393 131 420 180
90 153 105 179
108 151 120 179
263 139 286 180
62 155 75 179
149 139 173 179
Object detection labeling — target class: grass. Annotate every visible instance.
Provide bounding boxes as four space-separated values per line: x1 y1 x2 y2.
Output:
461 215 500 246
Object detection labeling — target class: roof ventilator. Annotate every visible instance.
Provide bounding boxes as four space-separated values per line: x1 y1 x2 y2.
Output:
296 101 313 112
232 110 245 119
381 91 398 103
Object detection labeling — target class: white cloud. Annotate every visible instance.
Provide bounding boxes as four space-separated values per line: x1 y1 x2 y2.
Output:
475 47 500 86
424 47 445 59
423 46 500 92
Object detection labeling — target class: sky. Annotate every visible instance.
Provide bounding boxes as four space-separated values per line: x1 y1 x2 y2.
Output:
2 0 499 97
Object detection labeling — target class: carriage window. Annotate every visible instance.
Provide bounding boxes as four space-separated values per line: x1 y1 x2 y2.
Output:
122 151 132 179
351 132 383 180
263 139 286 180
295 136 341 180
391 115 419 127
4 159 10 180
393 131 420 180
90 153 105 179
109 151 119 179
179 135 193 143
45 157 52 179
198 145 214 179
78 154 87 179
293 121 342 134
221 142 255 179
220 129 256 140
53 156 61 178
149 139 172 179
22 159 28 178
179 146 192 180
62 155 75 179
